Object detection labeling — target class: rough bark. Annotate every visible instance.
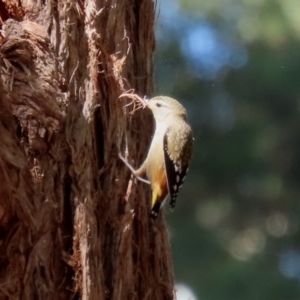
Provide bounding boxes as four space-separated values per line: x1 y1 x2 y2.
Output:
0 1 174 300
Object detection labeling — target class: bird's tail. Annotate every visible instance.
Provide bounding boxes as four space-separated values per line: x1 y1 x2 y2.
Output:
149 189 168 219
150 202 161 219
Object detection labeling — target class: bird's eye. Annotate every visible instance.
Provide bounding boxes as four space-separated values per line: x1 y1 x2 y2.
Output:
156 102 162 107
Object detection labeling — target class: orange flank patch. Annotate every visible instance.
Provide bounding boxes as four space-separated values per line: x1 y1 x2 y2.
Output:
151 169 168 209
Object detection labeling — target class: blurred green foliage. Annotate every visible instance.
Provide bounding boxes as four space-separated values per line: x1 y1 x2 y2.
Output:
155 0 300 299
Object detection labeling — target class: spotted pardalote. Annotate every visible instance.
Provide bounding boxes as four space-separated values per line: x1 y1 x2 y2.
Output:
119 96 193 218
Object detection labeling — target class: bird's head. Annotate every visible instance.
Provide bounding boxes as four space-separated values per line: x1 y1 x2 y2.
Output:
145 96 187 122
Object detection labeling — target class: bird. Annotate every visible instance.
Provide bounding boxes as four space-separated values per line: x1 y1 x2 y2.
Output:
119 96 193 218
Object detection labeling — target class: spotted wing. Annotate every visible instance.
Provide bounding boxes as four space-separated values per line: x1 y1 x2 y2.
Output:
163 124 193 210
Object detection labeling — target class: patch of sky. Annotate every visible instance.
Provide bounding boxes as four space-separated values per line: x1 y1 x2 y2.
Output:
156 0 248 80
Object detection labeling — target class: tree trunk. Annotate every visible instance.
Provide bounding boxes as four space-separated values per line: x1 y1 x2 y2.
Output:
0 1 174 299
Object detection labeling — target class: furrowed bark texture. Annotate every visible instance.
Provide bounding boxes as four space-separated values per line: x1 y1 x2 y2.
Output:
0 1 174 300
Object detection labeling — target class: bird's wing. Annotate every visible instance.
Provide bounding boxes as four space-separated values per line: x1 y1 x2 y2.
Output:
163 124 192 209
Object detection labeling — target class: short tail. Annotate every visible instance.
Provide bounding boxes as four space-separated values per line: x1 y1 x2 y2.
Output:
150 202 161 219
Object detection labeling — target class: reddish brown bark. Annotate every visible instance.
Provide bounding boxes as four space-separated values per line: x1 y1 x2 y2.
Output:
0 1 174 300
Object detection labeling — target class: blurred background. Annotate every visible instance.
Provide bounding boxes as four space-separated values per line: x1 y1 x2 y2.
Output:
154 0 300 299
